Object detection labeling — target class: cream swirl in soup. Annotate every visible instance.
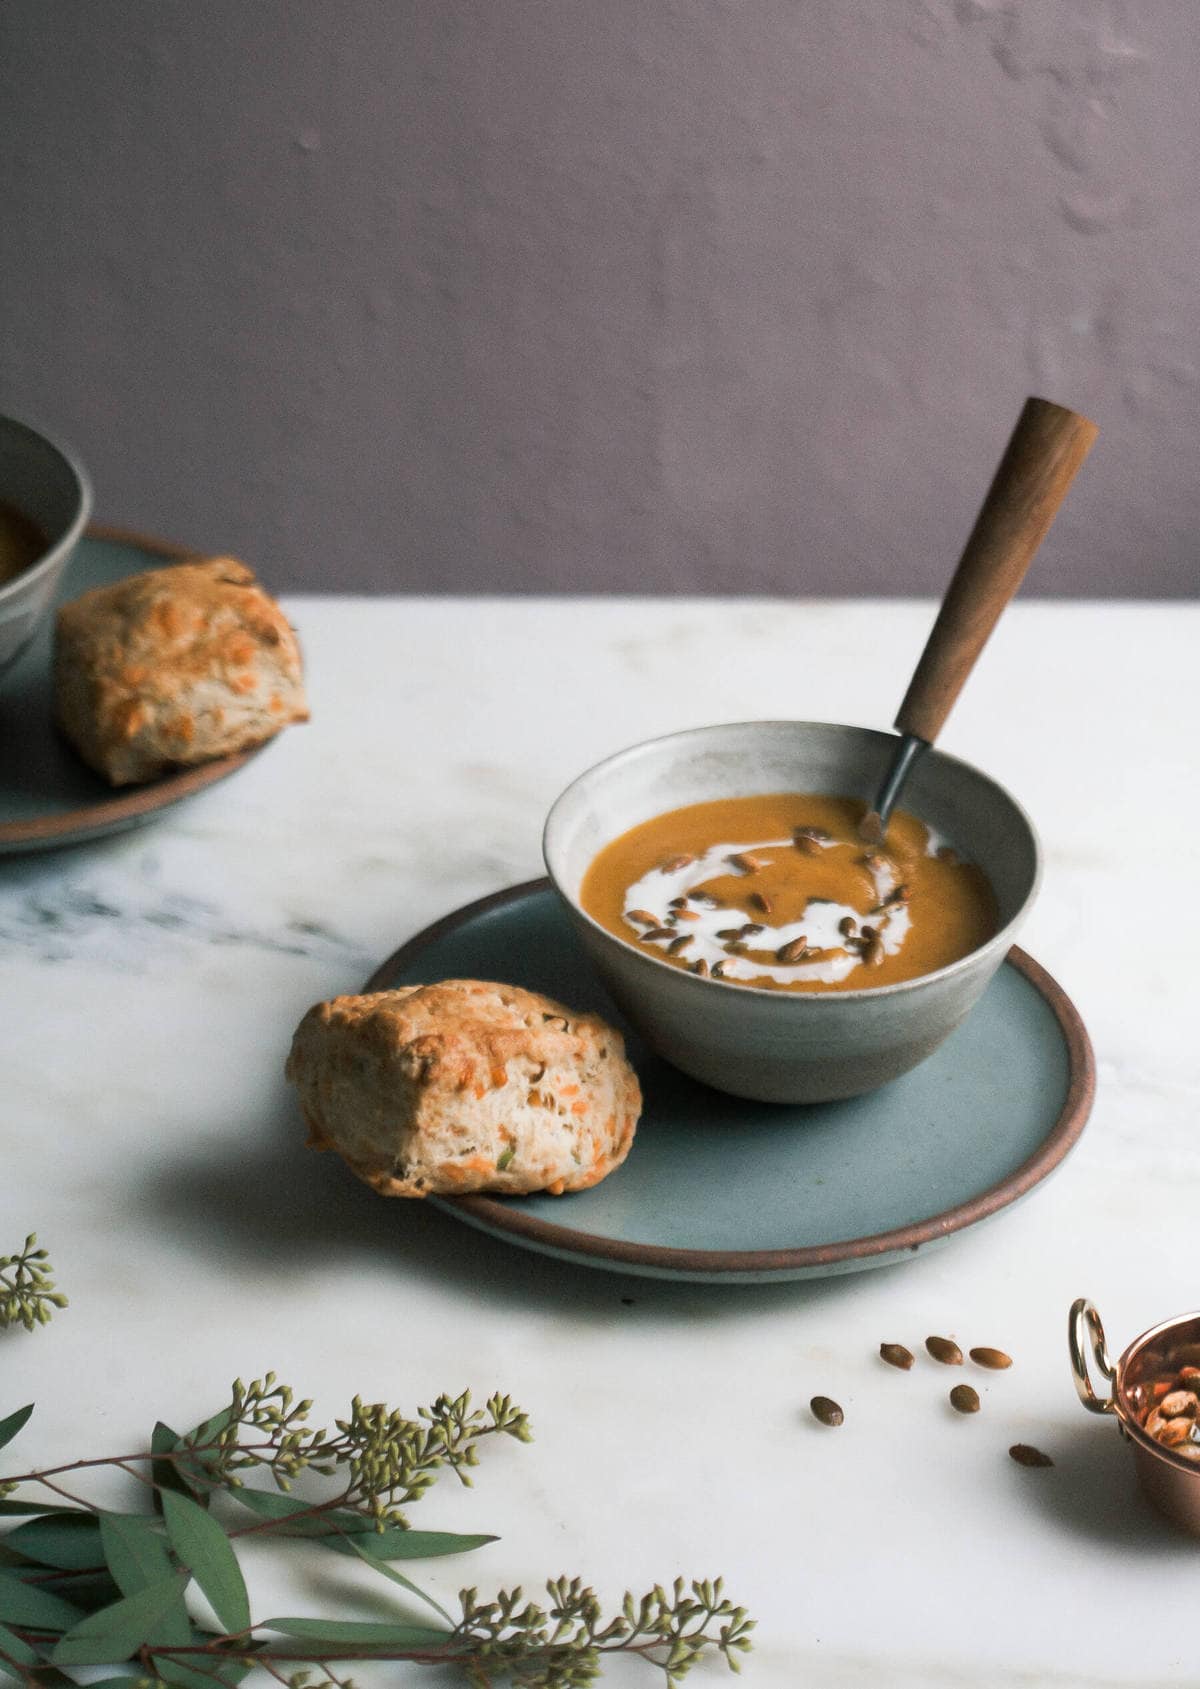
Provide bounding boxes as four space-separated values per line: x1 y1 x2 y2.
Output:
579 795 997 993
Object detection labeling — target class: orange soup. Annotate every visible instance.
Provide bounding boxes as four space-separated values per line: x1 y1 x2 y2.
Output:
580 794 998 993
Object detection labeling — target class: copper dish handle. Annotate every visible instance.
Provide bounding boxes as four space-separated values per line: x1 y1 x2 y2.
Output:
1070 1298 1117 1415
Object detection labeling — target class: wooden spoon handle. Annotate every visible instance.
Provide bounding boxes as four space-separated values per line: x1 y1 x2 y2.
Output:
895 396 1098 745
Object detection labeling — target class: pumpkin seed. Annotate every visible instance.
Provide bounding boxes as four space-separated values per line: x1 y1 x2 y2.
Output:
628 909 659 926
926 1335 964 1366
776 935 809 964
641 927 675 942
660 853 695 873
950 1384 980 1414
809 1396 844 1427
969 1346 1013 1371
667 934 693 955
879 1343 915 1371
728 851 767 873
1009 1444 1054 1467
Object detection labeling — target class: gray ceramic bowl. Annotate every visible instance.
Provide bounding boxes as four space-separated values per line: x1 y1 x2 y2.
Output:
0 416 92 684
543 720 1041 1103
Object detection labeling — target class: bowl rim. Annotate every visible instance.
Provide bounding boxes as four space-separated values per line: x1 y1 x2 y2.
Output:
0 414 94 605
542 718 1043 1005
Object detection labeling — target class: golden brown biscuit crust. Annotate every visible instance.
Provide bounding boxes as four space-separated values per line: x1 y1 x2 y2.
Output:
286 979 642 1198
54 556 308 785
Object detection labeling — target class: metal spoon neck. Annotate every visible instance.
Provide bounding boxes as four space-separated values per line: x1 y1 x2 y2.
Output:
872 733 930 835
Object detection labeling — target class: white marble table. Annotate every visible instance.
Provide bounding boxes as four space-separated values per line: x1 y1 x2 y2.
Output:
2 596 1198 1687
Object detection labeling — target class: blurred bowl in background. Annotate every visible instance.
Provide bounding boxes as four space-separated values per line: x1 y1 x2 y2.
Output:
0 416 92 684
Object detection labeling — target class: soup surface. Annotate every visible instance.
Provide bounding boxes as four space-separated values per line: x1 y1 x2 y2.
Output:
0 502 47 586
580 793 998 993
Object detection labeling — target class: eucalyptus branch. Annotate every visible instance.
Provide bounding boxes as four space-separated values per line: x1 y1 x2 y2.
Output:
0 1235 66 1332
0 1381 754 1686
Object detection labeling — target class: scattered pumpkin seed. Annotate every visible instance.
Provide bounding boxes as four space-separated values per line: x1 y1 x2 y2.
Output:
969 1346 1013 1371
1009 1444 1054 1468
950 1384 981 1414
660 853 695 873
776 935 809 964
879 1343 915 1371
926 1336 964 1366
809 1396 844 1428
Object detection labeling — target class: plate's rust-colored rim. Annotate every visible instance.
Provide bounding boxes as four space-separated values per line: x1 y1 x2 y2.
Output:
363 877 1097 1277
0 525 258 848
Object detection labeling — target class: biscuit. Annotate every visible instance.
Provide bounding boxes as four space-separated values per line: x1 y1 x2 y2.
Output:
286 979 642 1197
54 556 307 785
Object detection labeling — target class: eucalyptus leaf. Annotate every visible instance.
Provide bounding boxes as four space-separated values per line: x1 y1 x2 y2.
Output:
325 1527 497 1561
260 1616 451 1648
0 1408 33 1456
0 1621 37 1665
162 1492 250 1636
0 1567 83 1629
334 1536 451 1623
154 1655 252 1689
6 1514 103 1570
99 1512 173 1596
0 1500 82 1518
232 1490 369 1536
151 1423 194 1511
181 1405 237 1454
51 1572 188 1666
43 1572 126 1619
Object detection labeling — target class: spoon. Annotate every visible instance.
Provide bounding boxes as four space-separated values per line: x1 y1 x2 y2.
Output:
860 395 1098 844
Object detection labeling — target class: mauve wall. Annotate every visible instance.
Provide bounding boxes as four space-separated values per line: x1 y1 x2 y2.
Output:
1 1 1198 595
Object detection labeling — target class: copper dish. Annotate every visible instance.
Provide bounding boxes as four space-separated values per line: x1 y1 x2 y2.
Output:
1070 1298 1200 1536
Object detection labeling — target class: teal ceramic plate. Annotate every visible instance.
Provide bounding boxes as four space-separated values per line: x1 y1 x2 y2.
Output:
365 880 1095 1283
0 529 259 854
